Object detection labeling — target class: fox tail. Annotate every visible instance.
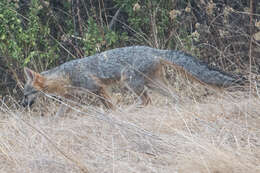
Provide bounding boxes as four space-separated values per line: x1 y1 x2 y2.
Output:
162 51 246 87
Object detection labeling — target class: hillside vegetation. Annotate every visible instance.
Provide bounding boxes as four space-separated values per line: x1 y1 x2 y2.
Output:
0 0 259 96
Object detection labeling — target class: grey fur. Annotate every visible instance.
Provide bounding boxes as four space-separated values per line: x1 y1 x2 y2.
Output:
43 46 242 87
23 46 244 107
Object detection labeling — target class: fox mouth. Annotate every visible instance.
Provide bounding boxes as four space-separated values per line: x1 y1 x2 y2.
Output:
22 99 35 107
22 90 38 107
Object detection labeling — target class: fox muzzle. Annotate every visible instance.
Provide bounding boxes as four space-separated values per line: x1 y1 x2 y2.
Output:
22 90 38 107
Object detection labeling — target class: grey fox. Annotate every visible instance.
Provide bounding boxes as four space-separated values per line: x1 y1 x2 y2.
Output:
22 46 244 109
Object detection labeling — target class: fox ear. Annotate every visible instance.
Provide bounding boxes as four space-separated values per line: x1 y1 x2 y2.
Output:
24 67 36 81
24 67 46 90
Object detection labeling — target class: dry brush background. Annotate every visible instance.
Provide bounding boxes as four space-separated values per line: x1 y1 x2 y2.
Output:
0 77 260 173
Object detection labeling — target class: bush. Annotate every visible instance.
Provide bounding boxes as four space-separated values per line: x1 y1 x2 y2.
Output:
0 0 259 97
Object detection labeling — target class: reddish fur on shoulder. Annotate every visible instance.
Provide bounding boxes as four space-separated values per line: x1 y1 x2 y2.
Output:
33 73 46 91
44 77 71 96
31 71 71 96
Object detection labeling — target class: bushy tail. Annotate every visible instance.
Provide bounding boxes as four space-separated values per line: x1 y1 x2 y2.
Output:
162 51 245 87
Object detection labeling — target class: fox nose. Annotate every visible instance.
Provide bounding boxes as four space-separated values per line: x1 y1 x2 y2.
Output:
22 98 28 107
22 101 28 107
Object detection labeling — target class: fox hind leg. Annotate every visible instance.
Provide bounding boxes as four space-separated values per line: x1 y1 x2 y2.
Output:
146 62 181 102
146 63 171 96
96 87 115 110
124 82 151 106
122 71 151 106
140 90 152 106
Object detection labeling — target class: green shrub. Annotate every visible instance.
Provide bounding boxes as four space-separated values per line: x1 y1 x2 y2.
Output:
0 0 58 72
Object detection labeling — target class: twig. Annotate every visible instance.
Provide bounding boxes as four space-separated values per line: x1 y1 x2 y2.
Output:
108 7 121 30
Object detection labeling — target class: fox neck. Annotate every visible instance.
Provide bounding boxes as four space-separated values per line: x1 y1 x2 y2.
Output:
33 73 47 91
34 76 71 96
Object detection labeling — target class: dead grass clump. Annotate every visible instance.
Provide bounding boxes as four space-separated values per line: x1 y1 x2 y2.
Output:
177 142 260 173
0 84 259 172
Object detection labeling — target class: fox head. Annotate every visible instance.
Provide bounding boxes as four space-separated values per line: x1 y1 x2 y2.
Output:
22 67 46 107
22 67 71 107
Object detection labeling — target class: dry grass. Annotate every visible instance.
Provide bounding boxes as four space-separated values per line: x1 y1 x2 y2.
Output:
0 83 260 173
